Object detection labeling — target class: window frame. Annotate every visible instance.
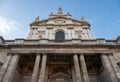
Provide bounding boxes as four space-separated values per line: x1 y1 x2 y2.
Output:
55 31 65 41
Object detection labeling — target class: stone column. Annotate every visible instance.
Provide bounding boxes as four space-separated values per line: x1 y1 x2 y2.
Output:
73 54 82 82
0 54 12 82
31 54 41 82
71 65 76 82
108 54 120 81
101 53 118 82
80 54 90 82
38 54 47 82
45 65 49 82
2 54 20 82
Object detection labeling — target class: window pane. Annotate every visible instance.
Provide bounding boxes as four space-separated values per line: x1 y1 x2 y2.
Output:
55 31 65 41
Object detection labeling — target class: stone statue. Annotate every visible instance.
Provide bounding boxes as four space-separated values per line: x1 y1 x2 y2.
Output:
58 7 63 14
80 16 85 21
35 16 40 21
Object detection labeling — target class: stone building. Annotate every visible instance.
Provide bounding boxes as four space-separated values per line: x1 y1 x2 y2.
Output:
0 8 120 82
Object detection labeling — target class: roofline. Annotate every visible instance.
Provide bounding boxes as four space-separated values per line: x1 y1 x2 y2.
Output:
30 16 90 27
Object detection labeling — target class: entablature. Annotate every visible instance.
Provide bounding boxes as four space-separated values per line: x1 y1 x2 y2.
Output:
0 38 120 45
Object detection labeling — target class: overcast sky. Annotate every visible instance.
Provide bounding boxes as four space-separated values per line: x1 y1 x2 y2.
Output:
0 0 120 40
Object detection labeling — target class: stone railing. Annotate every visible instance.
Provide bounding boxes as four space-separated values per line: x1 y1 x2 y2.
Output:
0 39 119 45
0 36 120 45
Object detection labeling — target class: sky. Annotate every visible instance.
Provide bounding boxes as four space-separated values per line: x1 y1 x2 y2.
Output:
0 0 120 40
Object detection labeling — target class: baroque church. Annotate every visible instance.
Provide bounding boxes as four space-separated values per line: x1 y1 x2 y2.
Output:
0 8 120 82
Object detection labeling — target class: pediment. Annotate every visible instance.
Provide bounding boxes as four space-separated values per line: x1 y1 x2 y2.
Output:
30 19 48 26
49 72 71 79
47 16 83 25
30 16 90 26
48 16 71 20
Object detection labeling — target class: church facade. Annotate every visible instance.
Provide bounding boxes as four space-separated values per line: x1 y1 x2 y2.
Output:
0 8 120 82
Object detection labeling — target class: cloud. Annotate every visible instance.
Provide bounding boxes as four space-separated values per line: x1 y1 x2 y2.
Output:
0 16 21 39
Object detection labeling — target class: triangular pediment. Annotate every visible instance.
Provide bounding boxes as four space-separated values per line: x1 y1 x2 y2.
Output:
30 15 90 26
48 16 72 20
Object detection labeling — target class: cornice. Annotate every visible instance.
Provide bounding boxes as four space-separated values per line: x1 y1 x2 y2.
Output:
30 16 90 27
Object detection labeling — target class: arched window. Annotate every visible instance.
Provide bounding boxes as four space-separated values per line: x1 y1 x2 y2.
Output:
55 31 65 41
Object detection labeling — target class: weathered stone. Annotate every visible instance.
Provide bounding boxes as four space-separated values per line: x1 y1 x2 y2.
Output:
31 54 41 82
38 54 47 82
101 54 118 82
73 54 82 82
0 8 120 82
80 54 90 82
2 54 19 82
0 54 12 82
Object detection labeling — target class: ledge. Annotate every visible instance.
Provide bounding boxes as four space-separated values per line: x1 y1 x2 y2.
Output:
0 36 120 46
96 38 106 44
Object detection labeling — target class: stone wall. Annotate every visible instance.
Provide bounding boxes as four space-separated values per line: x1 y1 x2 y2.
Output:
27 25 93 40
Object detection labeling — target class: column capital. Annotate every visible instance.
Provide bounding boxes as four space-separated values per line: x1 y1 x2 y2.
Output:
36 53 41 55
101 53 114 56
7 53 13 55
41 53 47 55
7 53 12 56
73 53 78 55
108 53 113 56
79 53 84 55
101 53 108 55
7 53 20 56
13 53 20 55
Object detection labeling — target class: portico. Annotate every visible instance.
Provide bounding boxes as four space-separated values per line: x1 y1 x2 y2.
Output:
0 50 118 82
0 8 120 82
